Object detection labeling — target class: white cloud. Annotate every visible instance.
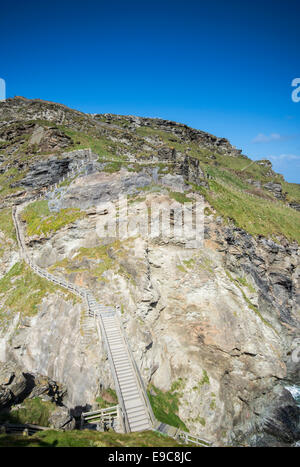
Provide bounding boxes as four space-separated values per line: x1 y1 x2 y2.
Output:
268 154 300 162
252 133 282 143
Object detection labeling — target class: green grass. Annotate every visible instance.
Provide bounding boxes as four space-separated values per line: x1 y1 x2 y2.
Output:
60 127 130 160
193 180 300 243
183 258 195 268
282 181 300 204
0 208 17 242
0 167 27 199
0 429 190 447
0 208 17 258
176 264 186 273
0 398 56 427
96 389 118 409
225 270 276 331
147 382 188 431
2 113 299 247
0 261 79 326
50 244 115 280
193 370 210 391
50 241 138 286
21 200 85 236
102 161 123 173
236 276 256 293
210 399 216 410
168 191 194 204
205 165 250 191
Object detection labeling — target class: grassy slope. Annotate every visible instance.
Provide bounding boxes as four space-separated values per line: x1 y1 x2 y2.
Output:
1 110 299 243
62 121 300 243
0 207 17 259
0 430 190 447
0 398 57 427
0 208 17 242
194 181 300 243
21 200 85 236
0 261 79 328
148 381 188 432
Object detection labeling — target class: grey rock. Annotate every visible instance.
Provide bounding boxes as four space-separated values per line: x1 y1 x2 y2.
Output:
263 182 285 200
250 386 300 445
0 362 27 407
48 406 76 431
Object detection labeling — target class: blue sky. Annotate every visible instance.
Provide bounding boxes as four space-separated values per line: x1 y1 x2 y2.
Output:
1 0 299 182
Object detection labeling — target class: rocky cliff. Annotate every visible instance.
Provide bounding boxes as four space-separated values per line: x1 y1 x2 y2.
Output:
0 97 299 446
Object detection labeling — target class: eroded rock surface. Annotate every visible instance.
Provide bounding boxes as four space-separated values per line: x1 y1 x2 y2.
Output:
0 97 299 446
2 169 297 445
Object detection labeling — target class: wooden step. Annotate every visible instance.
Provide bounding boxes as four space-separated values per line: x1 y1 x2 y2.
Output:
128 413 149 424
130 420 151 431
126 407 146 417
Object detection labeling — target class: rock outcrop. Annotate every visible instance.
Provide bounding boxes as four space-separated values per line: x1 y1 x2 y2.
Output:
0 97 299 446
0 361 66 409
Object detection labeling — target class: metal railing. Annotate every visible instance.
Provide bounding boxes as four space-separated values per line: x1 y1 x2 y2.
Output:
91 306 129 433
81 405 122 431
0 423 50 436
175 429 212 447
115 310 156 427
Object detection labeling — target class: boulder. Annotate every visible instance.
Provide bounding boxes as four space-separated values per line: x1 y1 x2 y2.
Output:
48 406 76 431
251 386 300 446
0 362 27 407
263 182 285 200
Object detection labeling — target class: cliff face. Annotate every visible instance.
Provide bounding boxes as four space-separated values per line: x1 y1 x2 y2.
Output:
0 97 299 446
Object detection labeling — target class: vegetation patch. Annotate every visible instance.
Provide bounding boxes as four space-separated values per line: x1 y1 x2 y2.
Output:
96 389 118 409
102 161 123 173
49 241 136 284
0 167 27 199
0 261 78 326
236 276 256 294
193 370 210 391
21 200 85 236
0 429 190 447
60 127 130 162
168 191 194 204
192 180 300 243
0 208 17 242
183 258 195 269
225 270 276 331
0 208 17 258
0 397 56 427
148 381 188 431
